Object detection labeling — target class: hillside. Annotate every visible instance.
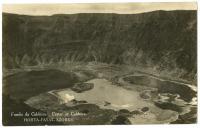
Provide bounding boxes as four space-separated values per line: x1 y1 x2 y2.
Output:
2 10 197 80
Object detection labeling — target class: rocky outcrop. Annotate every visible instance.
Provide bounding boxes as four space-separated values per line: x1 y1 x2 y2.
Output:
141 107 149 112
71 83 94 93
111 115 131 124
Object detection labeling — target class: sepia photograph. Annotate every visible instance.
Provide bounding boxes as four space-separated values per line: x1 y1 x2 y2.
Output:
2 2 197 126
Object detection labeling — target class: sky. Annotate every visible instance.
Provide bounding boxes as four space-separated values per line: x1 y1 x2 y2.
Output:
2 2 197 15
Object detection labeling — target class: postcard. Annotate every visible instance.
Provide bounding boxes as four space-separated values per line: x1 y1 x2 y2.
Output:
2 2 197 125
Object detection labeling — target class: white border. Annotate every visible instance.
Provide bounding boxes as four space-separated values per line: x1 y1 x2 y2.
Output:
0 0 199 128
1 0 198 4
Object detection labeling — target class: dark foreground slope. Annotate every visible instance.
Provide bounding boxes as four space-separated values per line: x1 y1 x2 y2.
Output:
2 69 85 126
2 94 63 126
3 10 197 80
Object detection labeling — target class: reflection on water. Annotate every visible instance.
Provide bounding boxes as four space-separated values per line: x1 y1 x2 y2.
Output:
57 79 148 110
54 78 181 123
63 94 75 103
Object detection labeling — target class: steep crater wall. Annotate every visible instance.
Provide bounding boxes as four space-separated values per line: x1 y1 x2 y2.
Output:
3 10 197 80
